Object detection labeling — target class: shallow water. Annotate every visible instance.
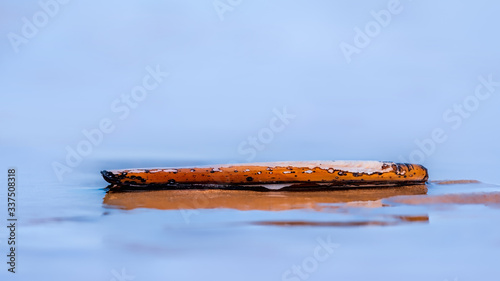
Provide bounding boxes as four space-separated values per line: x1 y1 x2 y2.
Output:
3 1 500 280
3 163 500 281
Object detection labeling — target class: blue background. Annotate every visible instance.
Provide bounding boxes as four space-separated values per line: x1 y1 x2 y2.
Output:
2 0 499 183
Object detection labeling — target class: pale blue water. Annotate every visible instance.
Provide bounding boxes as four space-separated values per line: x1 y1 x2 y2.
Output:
1 0 500 280
2 160 500 281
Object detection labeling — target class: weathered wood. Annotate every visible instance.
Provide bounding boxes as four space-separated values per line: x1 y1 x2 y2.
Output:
102 161 428 189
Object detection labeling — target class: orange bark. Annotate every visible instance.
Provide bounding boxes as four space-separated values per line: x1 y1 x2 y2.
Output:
102 161 428 188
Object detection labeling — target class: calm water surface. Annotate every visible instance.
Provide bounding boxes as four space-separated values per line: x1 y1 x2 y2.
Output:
2 158 500 281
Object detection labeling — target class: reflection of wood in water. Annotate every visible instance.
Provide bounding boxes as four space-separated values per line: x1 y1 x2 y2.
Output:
388 192 500 206
254 215 429 227
103 185 428 211
431 180 481 185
